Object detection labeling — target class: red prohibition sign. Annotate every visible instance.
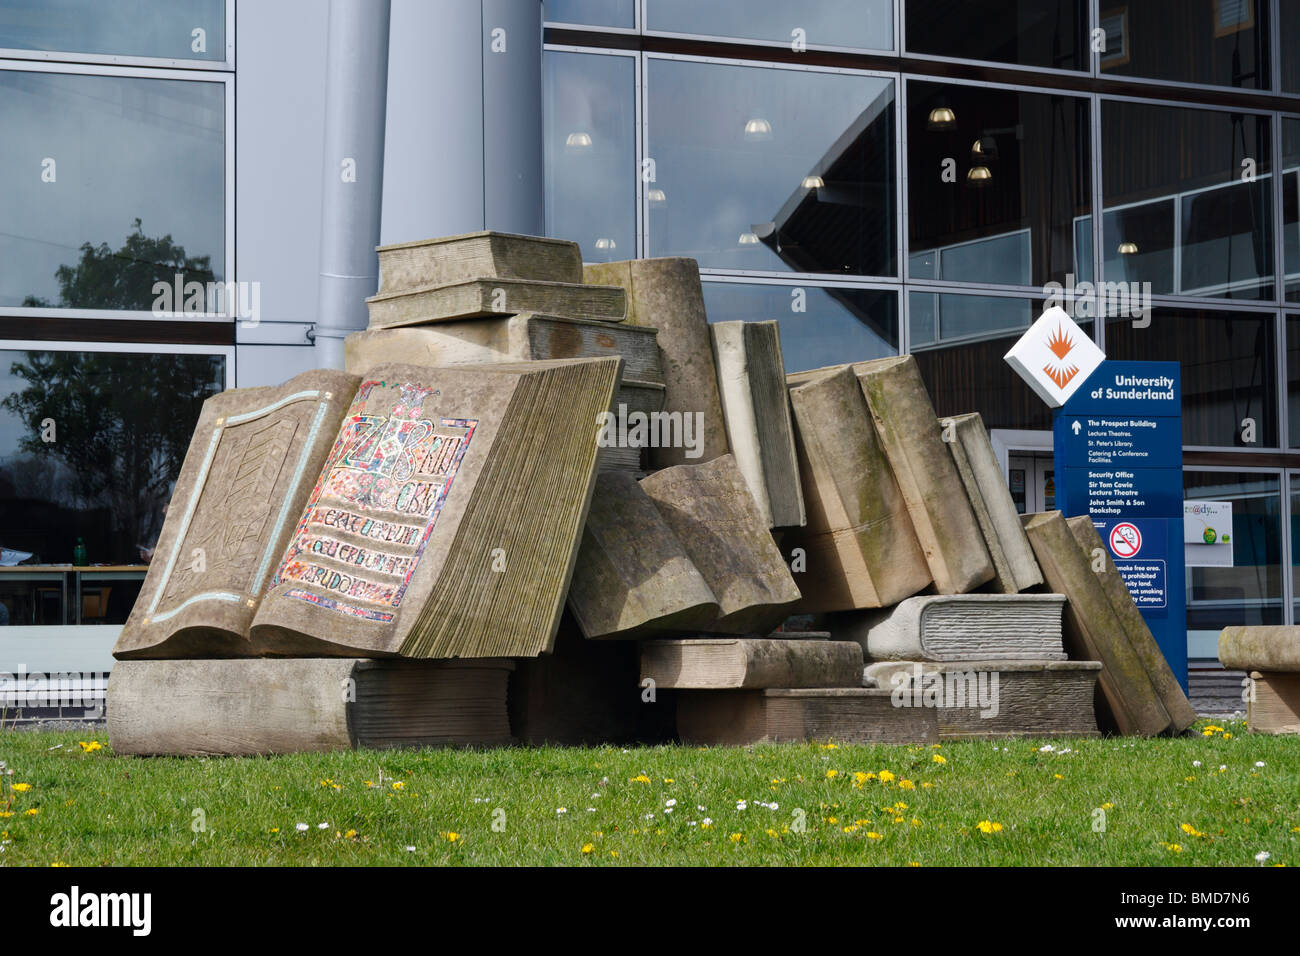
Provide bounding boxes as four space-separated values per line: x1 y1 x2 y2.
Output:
1109 522 1142 559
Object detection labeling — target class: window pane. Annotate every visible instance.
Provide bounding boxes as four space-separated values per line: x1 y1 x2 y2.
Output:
907 81 1091 289
1286 315 1300 446
0 350 225 625
1185 471 1282 661
648 59 896 276
1283 0 1300 92
1283 119 1300 302
544 0 634 29
908 292 1092 431
1100 0 1271 90
0 71 226 311
1102 101 1273 300
648 0 894 51
544 51 636 262
702 282 897 373
0 0 225 61
905 0 1087 71
1105 308 1277 447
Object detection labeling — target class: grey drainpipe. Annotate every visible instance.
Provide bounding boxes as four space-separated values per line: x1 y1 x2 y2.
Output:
314 0 392 369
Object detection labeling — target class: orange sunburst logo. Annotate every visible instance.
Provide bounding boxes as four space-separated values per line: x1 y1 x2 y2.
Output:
1041 322 1079 389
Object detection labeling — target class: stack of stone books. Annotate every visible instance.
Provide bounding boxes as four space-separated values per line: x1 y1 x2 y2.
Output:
106 232 1201 754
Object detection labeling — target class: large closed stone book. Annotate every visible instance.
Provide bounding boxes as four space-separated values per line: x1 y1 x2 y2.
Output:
783 365 931 611
709 320 805 528
115 358 622 661
113 369 362 659
366 277 627 329
376 231 583 293
108 658 515 755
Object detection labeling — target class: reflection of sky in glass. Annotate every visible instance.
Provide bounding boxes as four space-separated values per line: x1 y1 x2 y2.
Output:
648 59 894 274
544 51 636 261
544 0 634 29
0 70 225 309
648 0 893 50
702 282 896 373
908 292 1036 348
0 0 225 59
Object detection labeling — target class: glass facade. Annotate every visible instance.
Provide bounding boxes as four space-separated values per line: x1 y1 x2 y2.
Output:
0 10 233 637
0 0 226 61
542 2 1300 665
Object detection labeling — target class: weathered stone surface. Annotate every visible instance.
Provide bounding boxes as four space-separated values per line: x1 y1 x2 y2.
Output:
832 593 1067 662
377 231 583 293
709 320 805 528
567 472 719 639
584 258 729 467
675 687 939 745
365 277 626 329
641 638 863 689
107 658 515 755
862 659 1100 739
850 357 993 593
1067 516 1197 734
114 369 362 660
942 412 1043 593
638 454 801 635
1246 671 1300 735
784 366 931 611
1022 511 1172 736
249 358 622 660
1219 626 1300 673
345 313 663 384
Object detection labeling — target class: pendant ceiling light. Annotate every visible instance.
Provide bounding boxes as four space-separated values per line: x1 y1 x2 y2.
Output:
966 165 992 187
738 232 760 245
594 237 616 251
565 131 592 150
1118 241 1139 255
647 188 666 204
744 118 772 141
927 106 956 131
801 175 825 189
971 136 998 162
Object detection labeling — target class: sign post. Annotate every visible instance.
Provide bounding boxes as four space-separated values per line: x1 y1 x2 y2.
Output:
1053 360 1187 693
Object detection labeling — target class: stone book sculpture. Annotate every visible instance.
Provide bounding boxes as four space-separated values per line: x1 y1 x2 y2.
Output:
709 320 805 529
784 365 931 611
113 369 362 659
114 357 622 662
376 231 584 293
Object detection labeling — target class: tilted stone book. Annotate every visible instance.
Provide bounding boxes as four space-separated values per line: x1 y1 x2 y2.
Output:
114 357 622 661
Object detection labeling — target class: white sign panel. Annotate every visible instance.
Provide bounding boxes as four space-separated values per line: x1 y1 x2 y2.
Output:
1003 306 1106 407
1184 500 1233 568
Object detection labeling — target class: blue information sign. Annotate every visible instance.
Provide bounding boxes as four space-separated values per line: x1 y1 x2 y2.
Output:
1054 361 1188 693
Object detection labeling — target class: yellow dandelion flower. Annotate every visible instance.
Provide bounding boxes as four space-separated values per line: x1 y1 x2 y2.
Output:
826 769 838 779
766 828 778 838
827 816 838 824
866 831 883 840
581 843 594 854
908 861 921 867
879 771 896 784
922 782 934 789
1223 733 1233 739
843 825 859 834
893 802 908 810
51 861 69 867
269 827 279 833
445 832 460 842
0 812 11 818
344 829 357 839
911 818 922 827
391 781 405 791
820 743 838 751
663 778 674 783
853 771 870 786
975 820 1003 834
11 783 31 793
78 741 102 752
730 833 744 843
610 850 619 858
630 774 651 784
1162 842 1183 853
1185 776 1196 782
24 808 38 816
932 754 947 764
899 779 916 790
1053 774 1064 780
1101 803 1114 810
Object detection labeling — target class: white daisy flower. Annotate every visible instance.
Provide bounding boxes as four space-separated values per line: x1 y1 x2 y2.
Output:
1193 760 1202 767
1255 761 1266 768
295 823 309 832
318 822 329 830
1255 850 1271 863
405 845 416 852
665 798 677 807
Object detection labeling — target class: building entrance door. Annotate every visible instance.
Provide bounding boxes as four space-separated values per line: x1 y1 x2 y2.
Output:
1007 453 1055 514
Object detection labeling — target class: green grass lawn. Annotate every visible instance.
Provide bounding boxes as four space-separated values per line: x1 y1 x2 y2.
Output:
1 719 1297 866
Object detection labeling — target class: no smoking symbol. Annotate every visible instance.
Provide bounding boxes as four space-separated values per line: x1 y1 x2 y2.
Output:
1109 522 1142 559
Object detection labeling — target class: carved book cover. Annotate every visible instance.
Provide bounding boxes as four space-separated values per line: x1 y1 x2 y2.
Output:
248 357 623 659
113 369 362 659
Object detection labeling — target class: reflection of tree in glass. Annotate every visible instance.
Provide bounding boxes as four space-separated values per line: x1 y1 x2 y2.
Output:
1 352 223 563
21 217 215 311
